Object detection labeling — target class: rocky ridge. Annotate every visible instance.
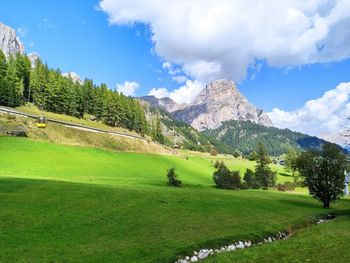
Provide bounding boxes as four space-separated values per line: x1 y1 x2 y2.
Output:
141 80 272 131
0 22 24 57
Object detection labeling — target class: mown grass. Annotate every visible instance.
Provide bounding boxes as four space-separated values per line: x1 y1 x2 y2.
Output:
205 213 350 263
1 137 349 262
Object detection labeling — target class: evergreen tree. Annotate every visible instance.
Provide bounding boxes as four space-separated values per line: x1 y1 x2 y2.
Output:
255 142 276 187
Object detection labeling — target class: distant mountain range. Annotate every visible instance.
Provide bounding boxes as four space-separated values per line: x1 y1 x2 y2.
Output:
140 80 345 155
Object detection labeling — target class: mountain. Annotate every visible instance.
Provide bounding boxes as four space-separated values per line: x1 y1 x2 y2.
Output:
139 99 226 152
0 22 24 57
321 132 349 150
62 72 84 85
27 52 40 68
141 80 272 131
140 95 186 113
173 80 272 131
203 120 343 156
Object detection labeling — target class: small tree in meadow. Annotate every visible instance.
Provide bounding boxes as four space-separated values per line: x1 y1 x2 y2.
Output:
255 142 276 187
285 148 299 176
243 168 260 189
213 161 241 189
166 168 182 187
296 143 347 208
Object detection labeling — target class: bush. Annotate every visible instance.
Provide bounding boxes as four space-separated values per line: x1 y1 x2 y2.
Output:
277 182 296 192
213 161 241 190
166 168 181 187
213 160 220 168
210 148 219 156
243 169 260 189
233 150 241 158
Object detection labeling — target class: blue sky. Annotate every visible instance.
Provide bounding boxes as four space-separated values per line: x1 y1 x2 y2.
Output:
1 0 350 139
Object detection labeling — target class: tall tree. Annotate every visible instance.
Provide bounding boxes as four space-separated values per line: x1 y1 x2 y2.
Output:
296 143 347 208
255 142 276 187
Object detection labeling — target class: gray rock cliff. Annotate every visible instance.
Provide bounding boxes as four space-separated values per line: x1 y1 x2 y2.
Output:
0 22 24 57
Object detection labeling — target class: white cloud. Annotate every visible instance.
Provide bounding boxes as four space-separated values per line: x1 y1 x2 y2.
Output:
116 81 140 96
172 75 188 83
148 80 203 104
268 82 350 136
99 0 350 83
148 87 170 98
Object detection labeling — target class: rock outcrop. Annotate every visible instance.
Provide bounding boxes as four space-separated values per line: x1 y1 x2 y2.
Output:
62 72 84 85
140 95 186 113
0 22 24 56
172 79 272 131
27 52 40 68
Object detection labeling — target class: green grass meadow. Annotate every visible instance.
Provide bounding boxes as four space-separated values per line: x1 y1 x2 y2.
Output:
1 137 349 262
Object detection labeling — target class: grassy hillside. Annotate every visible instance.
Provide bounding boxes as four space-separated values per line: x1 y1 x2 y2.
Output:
0 111 172 155
1 137 350 262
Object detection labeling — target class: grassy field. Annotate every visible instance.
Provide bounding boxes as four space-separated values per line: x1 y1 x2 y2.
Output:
205 215 350 263
0 137 349 262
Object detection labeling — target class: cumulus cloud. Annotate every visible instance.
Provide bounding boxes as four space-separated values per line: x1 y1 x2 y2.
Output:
148 80 204 104
148 87 170 98
116 81 140 96
268 82 350 137
99 0 350 83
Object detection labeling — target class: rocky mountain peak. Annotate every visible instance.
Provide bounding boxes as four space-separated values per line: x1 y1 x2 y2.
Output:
27 52 40 68
62 72 84 85
172 79 273 131
0 22 24 57
139 95 186 112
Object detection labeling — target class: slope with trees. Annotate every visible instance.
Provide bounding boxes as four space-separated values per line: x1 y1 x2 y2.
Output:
0 50 148 135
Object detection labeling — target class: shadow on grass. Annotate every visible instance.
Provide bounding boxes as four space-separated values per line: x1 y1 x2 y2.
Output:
0 177 47 193
278 172 293 177
278 199 323 209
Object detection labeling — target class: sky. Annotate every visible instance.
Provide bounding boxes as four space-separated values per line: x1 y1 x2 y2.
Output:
1 0 350 139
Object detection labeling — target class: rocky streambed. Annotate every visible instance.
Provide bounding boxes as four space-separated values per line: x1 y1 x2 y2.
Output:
174 214 337 263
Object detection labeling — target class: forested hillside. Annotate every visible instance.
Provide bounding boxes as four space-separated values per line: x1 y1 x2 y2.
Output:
0 50 147 134
203 120 336 156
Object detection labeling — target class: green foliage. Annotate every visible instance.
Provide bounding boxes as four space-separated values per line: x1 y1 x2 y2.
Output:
248 151 258 161
151 116 165 144
277 182 296 192
233 150 241 158
166 168 181 187
284 148 300 176
0 53 147 135
296 143 347 208
213 161 241 189
203 120 340 156
255 142 276 187
243 168 259 189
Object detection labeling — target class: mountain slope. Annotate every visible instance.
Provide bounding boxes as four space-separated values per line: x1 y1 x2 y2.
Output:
203 120 342 156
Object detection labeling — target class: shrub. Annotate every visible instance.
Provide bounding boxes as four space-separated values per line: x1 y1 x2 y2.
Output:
210 148 218 156
213 160 220 169
213 161 241 190
243 169 260 189
233 150 241 158
166 168 181 187
277 182 295 192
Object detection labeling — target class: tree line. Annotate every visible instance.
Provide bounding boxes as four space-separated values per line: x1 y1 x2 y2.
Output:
0 51 147 134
